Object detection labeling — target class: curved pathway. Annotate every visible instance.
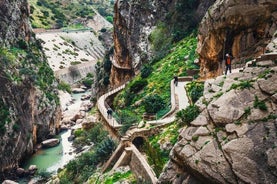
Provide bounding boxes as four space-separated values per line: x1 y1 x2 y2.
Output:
97 77 191 130
98 76 192 184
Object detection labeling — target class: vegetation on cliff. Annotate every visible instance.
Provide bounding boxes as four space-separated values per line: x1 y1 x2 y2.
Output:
0 40 59 105
113 34 198 121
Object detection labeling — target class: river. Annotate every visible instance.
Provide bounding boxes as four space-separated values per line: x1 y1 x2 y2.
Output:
22 90 91 173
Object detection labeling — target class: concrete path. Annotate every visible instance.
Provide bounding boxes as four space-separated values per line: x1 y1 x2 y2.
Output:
97 84 126 128
97 78 191 128
175 82 190 110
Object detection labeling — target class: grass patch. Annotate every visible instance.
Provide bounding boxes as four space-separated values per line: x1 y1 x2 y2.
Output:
253 96 267 111
229 80 254 90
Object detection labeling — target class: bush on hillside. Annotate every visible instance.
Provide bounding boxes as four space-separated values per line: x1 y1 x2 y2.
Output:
140 64 153 78
176 105 200 126
82 78 93 88
57 81 71 93
143 94 165 114
118 110 139 135
186 81 204 103
129 78 148 93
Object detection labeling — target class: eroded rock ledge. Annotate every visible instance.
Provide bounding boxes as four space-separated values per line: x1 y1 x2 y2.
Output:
197 0 277 79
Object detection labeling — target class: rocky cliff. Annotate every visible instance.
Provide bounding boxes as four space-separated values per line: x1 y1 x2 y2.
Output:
111 0 215 86
158 37 277 183
197 0 277 78
0 0 61 176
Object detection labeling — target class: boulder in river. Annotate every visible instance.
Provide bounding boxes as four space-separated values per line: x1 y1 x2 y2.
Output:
72 88 86 93
16 167 25 176
41 138 60 148
28 165 38 175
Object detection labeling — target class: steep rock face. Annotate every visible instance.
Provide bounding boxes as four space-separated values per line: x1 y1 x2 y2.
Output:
197 0 277 78
0 0 61 174
159 39 277 183
111 0 215 86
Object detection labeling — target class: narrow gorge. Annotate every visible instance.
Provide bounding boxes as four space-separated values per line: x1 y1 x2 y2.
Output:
0 0 277 184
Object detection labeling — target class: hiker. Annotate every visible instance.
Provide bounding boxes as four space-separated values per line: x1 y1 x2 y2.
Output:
107 108 112 119
174 75 178 86
225 53 232 75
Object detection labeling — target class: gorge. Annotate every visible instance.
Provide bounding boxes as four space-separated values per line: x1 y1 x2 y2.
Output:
0 0 277 184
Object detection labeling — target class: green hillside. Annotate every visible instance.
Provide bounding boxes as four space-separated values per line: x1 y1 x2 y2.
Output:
113 33 198 123
29 0 114 29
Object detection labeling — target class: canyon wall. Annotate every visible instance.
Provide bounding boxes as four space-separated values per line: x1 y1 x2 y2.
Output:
111 0 215 86
0 0 61 175
159 39 277 183
197 0 277 78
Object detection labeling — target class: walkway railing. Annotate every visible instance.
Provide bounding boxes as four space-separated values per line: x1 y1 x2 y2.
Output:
97 84 126 128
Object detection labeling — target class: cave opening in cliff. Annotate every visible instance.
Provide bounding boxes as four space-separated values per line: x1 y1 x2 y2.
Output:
132 136 144 150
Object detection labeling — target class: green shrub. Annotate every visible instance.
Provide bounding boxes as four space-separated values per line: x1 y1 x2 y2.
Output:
230 80 253 90
143 94 165 114
74 129 84 137
87 123 108 143
70 61 81 65
140 64 153 78
186 81 204 103
192 135 199 142
62 136 116 183
143 140 164 176
118 110 139 135
106 16 113 23
244 107 251 117
176 105 200 126
254 96 267 111
0 99 11 136
129 78 148 93
86 73 93 78
57 81 71 93
82 78 93 88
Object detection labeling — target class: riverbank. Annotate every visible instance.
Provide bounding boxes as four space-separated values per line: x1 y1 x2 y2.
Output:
15 88 95 183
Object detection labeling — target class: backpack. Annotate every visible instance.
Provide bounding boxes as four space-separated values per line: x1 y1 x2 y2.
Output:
226 57 231 65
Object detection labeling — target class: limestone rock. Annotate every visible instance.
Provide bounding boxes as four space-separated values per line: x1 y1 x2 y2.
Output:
197 0 277 79
82 119 94 130
16 167 25 176
225 123 249 137
207 90 247 125
190 110 209 126
256 60 275 67
192 126 209 137
28 165 38 175
266 148 277 168
72 88 86 93
2 180 18 184
41 139 60 148
111 0 215 86
257 74 277 95
222 138 260 183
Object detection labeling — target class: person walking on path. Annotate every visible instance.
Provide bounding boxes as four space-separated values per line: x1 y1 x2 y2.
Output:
225 53 232 75
174 75 178 86
107 108 113 119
